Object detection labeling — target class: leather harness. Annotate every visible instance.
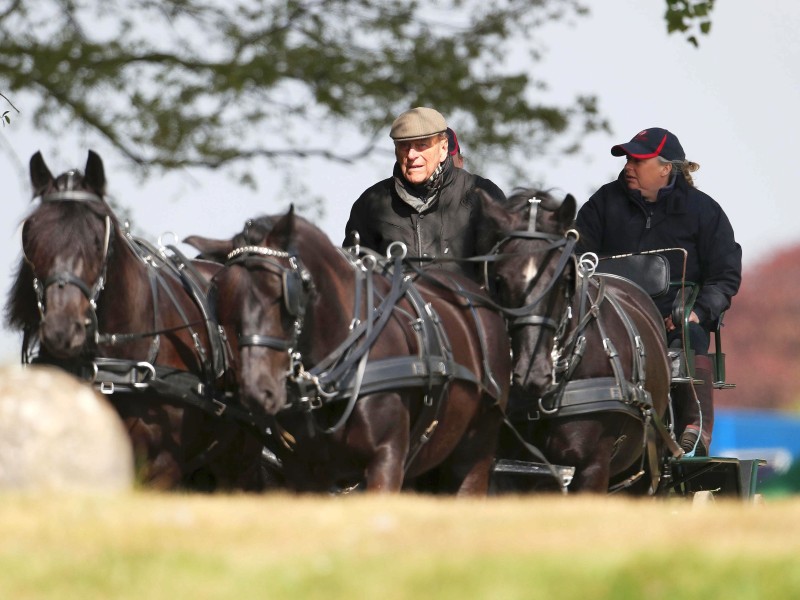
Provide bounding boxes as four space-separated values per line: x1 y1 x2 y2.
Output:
229 244 504 473
23 190 256 430
484 196 685 492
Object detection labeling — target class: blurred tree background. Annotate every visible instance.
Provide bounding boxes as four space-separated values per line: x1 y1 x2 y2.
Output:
0 0 714 188
721 244 800 413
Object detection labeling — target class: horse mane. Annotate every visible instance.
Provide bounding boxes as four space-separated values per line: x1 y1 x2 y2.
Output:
476 186 563 255
504 187 562 213
232 209 334 260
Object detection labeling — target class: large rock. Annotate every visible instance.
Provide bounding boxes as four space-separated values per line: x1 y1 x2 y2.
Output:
0 364 134 492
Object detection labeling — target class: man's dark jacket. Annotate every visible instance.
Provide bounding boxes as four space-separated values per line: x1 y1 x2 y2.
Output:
343 158 505 280
575 171 742 324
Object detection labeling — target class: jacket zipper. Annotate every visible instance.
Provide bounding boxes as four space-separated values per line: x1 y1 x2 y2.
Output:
415 219 422 263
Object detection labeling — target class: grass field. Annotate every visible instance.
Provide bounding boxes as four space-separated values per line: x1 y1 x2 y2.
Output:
2 492 799 599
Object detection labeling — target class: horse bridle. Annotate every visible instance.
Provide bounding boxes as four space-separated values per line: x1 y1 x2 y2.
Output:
486 196 579 331
24 186 113 344
224 246 312 353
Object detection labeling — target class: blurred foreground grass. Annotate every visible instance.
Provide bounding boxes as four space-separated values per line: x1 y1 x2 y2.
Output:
2 492 799 599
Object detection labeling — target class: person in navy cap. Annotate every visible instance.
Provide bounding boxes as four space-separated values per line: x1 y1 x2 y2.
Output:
344 108 504 280
575 127 742 456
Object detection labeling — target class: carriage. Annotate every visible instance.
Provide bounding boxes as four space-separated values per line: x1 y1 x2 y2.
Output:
488 250 765 502
480 190 764 502
6 151 765 500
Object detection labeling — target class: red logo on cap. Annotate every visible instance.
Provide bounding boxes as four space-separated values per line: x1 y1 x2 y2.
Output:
635 130 649 141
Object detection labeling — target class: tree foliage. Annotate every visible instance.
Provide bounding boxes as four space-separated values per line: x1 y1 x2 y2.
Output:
0 0 715 183
664 0 716 47
0 0 604 182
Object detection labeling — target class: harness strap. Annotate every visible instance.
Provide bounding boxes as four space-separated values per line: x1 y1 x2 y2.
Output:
539 377 648 421
326 356 479 399
165 243 228 379
311 254 408 387
399 262 505 402
500 414 569 493
85 358 257 427
454 236 579 320
398 280 454 470
317 252 377 434
131 237 213 377
435 272 504 401
538 277 606 413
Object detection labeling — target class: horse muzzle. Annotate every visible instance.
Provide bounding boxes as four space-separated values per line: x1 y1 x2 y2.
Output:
39 312 89 359
239 356 289 416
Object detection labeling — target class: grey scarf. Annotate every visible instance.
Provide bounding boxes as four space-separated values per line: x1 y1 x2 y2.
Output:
394 162 445 212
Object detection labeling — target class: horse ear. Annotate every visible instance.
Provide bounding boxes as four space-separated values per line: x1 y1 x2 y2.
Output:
268 205 296 250
558 193 577 229
84 150 107 195
182 235 235 263
476 189 513 254
29 151 54 198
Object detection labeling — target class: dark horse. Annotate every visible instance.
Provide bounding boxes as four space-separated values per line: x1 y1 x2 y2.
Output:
186 207 510 493
4 151 267 490
478 189 681 493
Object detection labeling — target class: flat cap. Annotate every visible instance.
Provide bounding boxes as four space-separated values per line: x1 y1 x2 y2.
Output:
390 107 447 141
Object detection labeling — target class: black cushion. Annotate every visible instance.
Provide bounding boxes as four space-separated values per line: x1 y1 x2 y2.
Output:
594 253 670 297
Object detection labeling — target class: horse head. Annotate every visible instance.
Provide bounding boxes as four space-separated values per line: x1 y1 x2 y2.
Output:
478 188 578 399
18 151 113 359
200 207 313 416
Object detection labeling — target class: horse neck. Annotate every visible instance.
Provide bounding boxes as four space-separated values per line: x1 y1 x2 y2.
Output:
300 246 359 362
96 228 157 331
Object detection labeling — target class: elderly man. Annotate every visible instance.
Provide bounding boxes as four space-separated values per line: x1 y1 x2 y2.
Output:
343 107 504 279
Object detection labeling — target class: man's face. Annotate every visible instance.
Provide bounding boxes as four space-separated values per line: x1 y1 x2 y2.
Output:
623 156 671 201
394 135 448 184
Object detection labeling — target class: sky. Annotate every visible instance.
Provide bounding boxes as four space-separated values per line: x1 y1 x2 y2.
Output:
2 0 799 363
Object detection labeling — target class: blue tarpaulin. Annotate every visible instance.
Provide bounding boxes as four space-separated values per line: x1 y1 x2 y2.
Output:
712 409 800 456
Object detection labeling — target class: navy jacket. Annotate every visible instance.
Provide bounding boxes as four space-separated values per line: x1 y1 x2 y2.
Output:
575 171 742 324
343 158 505 280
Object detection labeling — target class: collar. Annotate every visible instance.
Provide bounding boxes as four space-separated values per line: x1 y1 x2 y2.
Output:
617 170 689 214
393 160 448 212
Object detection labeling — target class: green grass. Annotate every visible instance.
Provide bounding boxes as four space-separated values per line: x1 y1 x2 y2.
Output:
2 493 799 599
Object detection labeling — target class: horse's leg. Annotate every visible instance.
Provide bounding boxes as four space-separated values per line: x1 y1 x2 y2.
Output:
547 419 615 494
363 444 406 492
117 396 184 490
453 455 496 496
356 392 409 493
442 397 504 496
570 452 613 493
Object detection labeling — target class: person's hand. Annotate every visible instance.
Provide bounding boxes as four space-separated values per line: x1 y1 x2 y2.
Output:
664 311 700 332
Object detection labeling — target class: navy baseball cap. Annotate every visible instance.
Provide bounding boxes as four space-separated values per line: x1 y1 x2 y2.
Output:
611 127 685 161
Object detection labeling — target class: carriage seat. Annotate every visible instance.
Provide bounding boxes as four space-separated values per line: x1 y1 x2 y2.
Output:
594 253 670 298
593 253 732 389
